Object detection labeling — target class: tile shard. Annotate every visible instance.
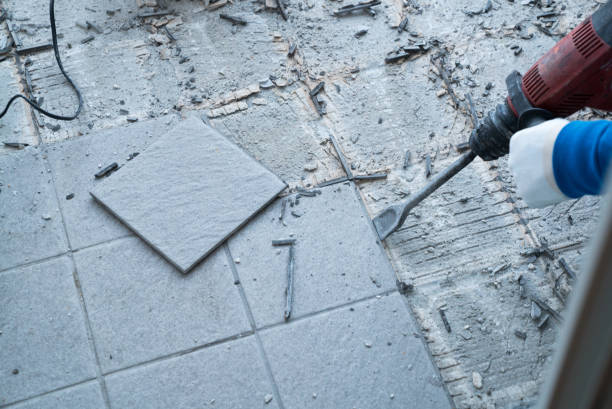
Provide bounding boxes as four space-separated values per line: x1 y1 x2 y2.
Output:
90 116 286 273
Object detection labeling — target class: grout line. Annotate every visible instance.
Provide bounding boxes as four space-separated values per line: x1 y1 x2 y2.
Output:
256 288 398 334
44 157 113 409
0 234 134 277
223 243 287 409
0 378 98 409
102 329 255 377
0 250 69 276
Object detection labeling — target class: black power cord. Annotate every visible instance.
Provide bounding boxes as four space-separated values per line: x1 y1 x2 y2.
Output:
0 0 83 120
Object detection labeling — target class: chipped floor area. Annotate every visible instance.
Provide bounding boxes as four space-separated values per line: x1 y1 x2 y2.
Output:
0 0 610 408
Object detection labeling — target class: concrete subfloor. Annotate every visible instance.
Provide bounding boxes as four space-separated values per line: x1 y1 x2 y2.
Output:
0 0 610 408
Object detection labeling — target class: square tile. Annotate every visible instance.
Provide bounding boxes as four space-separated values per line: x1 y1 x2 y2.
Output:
45 116 179 250
260 293 451 409
0 257 97 405
228 182 397 327
106 336 280 409
0 148 68 271
8 382 105 409
73 237 251 373
90 116 286 273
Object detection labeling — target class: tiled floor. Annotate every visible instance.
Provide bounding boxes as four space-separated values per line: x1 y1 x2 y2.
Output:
0 118 451 409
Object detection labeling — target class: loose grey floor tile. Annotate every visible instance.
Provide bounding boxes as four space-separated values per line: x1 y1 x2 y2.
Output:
0 148 67 271
45 116 179 250
90 116 286 273
106 336 279 409
0 257 97 406
7 382 105 409
72 237 251 373
228 182 397 327
260 293 451 409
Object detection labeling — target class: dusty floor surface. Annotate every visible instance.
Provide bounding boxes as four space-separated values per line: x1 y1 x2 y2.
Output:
1 0 610 407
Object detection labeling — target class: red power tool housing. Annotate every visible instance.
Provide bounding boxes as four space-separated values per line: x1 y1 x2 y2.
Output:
470 1 612 160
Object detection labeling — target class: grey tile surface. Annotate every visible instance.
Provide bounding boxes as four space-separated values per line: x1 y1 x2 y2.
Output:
90 116 286 273
8 382 105 409
0 148 68 271
106 336 280 409
228 182 397 327
45 116 179 250
0 257 97 406
72 237 251 373
260 293 451 409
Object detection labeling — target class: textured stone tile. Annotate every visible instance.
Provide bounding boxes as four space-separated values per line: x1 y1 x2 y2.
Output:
106 336 280 409
45 116 179 250
90 116 286 273
260 293 451 409
0 257 97 406
0 148 68 271
73 237 250 373
8 382 105 409
228 182 397 327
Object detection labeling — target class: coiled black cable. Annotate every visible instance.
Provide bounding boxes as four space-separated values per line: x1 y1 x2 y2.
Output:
0 0 83 120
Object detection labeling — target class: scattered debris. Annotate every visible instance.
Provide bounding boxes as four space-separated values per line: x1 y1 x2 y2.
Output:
354 28 368 38
279 198 287 221
403 151 411 169
137 10 174 19
81 35 95 44
94 162 119 179
272 238 297 246
127 152 140 161
276 0 288 20
333 0 381 17
309 82 326 116
464 0 492 17
384 43 429 64
424 154 432 178
514 330 527 340
397 16 409 33
530 301 542 321
431 53 462 109
353 173 388 182
220 14 247 25
3 142 29 149
521 241 554 259
207 0 228 11
558 257 577 281
438 308 451 333
397 279 414 294
472 371 483 389
284 243 296 321
537 313 550 329
303 161 318 172
288 42 297 57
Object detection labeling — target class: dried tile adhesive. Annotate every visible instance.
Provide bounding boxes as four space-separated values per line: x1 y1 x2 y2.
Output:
90 116 286 273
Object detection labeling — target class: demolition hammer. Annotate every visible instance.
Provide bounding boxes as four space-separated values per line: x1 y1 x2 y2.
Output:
373 1 612 241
